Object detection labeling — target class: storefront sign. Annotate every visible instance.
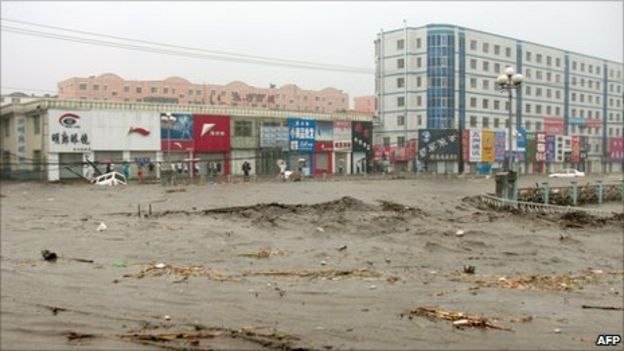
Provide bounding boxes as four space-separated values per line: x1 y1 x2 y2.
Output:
545 135 556 162
15 117 26 163
193 115 230 152
333 121 352 151
543 117 564 135
48 110 92 152
314 141 333 152
494 131 506 162
462 129 470 162
469 130 482 162
352 121 372 153
525 132 536 163
288 118 316 152
571 136 581 162
535 132 546 162
260 126 289 150
418 129 459 161
609 137 624 161
481 131 495 163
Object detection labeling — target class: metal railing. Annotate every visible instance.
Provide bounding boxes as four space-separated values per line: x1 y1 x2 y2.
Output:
478 194 615 218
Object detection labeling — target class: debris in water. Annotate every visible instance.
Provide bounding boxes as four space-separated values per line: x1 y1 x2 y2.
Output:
337 245 347 251
165 188 186 193
154 263 166 269
124 263 231 281
456 230 465 237
316 227 325 232
463 265 476 274
41 250 57 262
320 260 327 266
96 222 107 231
402 306 512 331
554 328 562 334
239 248 286 259
164 315 171 321
67 332 95 341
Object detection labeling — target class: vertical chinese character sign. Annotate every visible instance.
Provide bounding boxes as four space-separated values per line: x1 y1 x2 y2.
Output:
288 118 316 152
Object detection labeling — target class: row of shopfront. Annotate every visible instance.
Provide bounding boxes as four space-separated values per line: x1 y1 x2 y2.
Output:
374 128 624 174
45 108 374 181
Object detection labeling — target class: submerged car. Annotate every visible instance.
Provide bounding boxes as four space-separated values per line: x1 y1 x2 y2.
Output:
91 172 127 186
548 168 585 178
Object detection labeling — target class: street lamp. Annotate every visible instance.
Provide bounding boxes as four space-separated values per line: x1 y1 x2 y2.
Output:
160 112 176 184
496 67 524 172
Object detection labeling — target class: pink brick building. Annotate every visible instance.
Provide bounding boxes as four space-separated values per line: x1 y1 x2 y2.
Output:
57 73 349 113
353 95 376 114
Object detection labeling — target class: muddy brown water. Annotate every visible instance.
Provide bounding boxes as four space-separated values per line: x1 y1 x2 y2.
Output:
1 175 622 350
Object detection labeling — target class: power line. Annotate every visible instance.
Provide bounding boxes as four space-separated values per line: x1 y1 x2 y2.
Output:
1 17 373 73
1 22 374 74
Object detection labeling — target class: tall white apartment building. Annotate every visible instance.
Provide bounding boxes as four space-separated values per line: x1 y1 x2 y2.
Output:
374 23 623 172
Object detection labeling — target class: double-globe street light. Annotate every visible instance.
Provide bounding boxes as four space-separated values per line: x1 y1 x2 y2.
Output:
496 67 524 201
160 112 177 185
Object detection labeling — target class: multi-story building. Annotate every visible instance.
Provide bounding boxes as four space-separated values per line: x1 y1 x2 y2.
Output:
57 74 349 113
375 23 623 173
353 95 377 113
1 92 56 107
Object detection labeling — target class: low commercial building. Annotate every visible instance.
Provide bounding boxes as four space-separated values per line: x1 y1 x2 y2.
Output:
0 99 372 181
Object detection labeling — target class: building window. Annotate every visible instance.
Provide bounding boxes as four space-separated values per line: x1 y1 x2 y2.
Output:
556 90 561 100
572 77 576 85
546 89 552 98
397 96 405 107
234 120 252 137
536 87 542 97
417 96 422 106
482 42 489 53
124 86 129 92
588 64 593 73
417 76 422 87
482 117 489 128
164 87 169 94
536 71 542 80
417 115 422 126
383 137 390 147
536 121 542 131
505 101 510 111
526 51 531 61
416 38 422 48
151 87 158 94
556 58 561 67
470 78 477 88
470 116 477 127
482 98 489 109
482 61 489 71
581 78 585 87
33 115 40 135
525 69 531 78
494 100 500 110
572 93 576 101
572 61 577 70
93 84 100 91
546 106 552 115
482 80 489 90
546 72 551 82
525 103 531 113
525 86 531 95
494 45 500 55
470 40 477 50
397 115 405 126
525 121 531 130
546 56 552 66
417 57 422 67
556 107 561 115
470 59 477 70
136 87 142 93
588 80 593 89
79 83 87 91
397 77 405 88
397 136 406 147
112 91 118 97
470 97 477 108
556 74 561 83
494 63 500 74
596 66 601 75
494 118 499 128
580 63 585 72
536 105 542 114
505 47 511 57
397 58 405 69
397 39 404 50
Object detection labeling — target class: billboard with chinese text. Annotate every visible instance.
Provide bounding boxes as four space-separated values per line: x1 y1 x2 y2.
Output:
288 118 316 152
417 129 459 161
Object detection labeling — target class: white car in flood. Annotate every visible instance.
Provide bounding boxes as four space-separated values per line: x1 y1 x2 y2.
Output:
91 172 127 186
548 168 585 178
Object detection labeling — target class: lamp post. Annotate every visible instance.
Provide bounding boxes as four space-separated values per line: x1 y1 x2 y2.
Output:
160 112 176 185
496 67 524 172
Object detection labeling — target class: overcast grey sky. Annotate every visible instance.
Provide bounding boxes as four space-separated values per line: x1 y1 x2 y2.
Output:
1 1 622 104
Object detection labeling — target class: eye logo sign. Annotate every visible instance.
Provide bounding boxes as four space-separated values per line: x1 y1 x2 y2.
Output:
58 113 81 128
128 127 150 136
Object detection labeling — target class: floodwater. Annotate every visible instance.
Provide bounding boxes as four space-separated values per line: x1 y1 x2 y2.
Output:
1 175 622 350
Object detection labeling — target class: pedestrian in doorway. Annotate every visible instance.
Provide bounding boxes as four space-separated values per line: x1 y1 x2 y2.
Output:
138 165 144 184
242 161 251 182
106 162 112 174
122 161 130 181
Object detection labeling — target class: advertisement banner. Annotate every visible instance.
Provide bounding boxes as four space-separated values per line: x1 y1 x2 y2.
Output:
314 141 333 153
525 132 536 163
494 131 506 162
481 131 495 163
15 116 26 163
417 129 459 161
516 127 526 151
90 110 161 151
333 121 352 151
373 145 384 161
193 115 230 152
586 118 602 129
545 135 556 162
469 129 482 162
352 121 372 153
408 139 418 159
543 117 564 135
609 137 624 161
462 129 470 163
535 132 546 162
48 110 92 153
571 136 581 162
260 126 289 150
161 113 194 151
315 121 334 141
288 118 316 152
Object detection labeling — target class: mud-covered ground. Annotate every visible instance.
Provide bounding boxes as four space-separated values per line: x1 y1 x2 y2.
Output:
1 175 623 350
